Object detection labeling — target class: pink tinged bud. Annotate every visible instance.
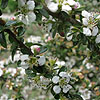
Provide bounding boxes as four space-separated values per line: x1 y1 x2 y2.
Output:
11 17 16 20
45 36 52 42
74 5 78 9
48 36 51 41
35 47 40 52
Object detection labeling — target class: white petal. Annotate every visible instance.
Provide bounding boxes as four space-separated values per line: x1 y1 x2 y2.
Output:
27 1 35 10
47 2 58 12
52 76 60 84
59 72 67 78
92 26 98 36
96 34 100 43
83 28 92 36
21 54 29 61
38 56 46 66
28 12 36 23
67 0 76 6
82 10 90 19
53 85 61 94
20 61 29 69
0 68 3 76
66 33 73 41
62 5 72 12
82 18 88 26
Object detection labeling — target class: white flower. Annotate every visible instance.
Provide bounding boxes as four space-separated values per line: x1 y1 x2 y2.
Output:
0 94 8 100
86 63 94 69
63 84 72 93
0 68 3 76
27 0 35 10
59 72 67 78
79 88 91 100
47 2 58 12
38 56 46 66
92 26 98 36
62 5 72 12
21 54 29 61
67 0 76 6
96 34 100 43
6 68 17 76
82 10 90 19
82 18 88 26
66 33 73 41
53 85 61 94
83 27 92 36
18 0 26 7
27 12 36 23
52 76 60 84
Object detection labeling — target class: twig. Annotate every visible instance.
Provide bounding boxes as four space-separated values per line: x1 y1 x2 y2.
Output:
4 29 33 56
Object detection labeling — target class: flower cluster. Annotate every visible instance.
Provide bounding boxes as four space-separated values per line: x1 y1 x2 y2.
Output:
82 10 100 43
52 72 72 94
18 0 36 24
46 0 80 13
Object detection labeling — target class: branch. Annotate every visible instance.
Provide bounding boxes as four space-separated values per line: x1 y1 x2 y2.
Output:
43 4 82 26
4 29 33 56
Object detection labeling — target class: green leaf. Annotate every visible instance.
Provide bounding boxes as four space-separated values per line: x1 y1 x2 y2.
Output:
26 69 36 78
12 48 17 60
52 29 57 38
5 20 17 26
25 42 42 47
17 27 25 36
58 66 67 73
20 48 28 54
35 5 43 9
71 94 83 100
54 94 60 99
11 42 18 60
1 0 9 9
39 46 48 54
9 35 15 43
0 10 2 16
44 73 52 78
75 6 85 12
0 32 7 48
36 13 42 22
39 9 49 18
0 25 4 32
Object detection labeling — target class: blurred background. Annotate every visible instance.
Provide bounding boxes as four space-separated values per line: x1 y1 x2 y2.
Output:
0 0 100 99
